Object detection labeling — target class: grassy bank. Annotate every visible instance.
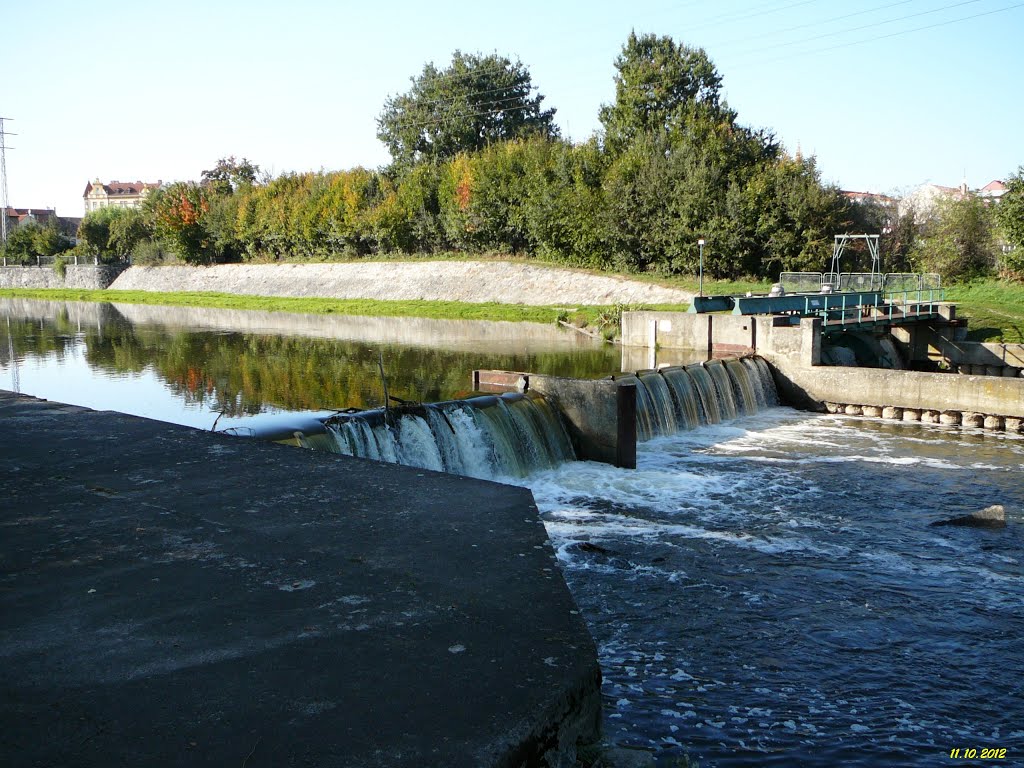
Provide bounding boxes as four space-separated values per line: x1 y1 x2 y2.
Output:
944 280 1024 343
0 287 689 330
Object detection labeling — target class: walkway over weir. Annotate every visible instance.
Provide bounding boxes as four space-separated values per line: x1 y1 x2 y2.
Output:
0 392 600 768
689 285 948 333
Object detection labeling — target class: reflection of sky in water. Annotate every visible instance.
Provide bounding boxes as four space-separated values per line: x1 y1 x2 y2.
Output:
1 299 619 429
8 343 241 430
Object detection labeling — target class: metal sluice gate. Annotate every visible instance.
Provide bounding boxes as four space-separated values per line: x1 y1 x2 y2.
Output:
688 272 946 331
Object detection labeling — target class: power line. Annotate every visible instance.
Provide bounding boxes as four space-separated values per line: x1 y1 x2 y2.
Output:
723 0 920 48
379 2 1019 138
743 0 986 55
760 1 1024 62
682 0 827 32
379 3 1009 139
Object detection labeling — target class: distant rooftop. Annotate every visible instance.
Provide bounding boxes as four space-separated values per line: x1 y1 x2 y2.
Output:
83 179 162 197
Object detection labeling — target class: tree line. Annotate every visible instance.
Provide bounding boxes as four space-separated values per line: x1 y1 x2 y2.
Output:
3 34 1021 282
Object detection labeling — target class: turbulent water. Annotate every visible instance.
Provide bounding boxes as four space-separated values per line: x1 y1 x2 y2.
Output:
324 394 575 479
524 410 1024 767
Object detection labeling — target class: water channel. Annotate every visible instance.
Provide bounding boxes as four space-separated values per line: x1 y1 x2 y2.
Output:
2 298 1022 767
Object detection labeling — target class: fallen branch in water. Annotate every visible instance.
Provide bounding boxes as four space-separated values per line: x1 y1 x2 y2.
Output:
558 320 618 344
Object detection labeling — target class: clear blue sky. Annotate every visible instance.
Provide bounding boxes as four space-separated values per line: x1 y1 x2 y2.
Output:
2 0 1021 216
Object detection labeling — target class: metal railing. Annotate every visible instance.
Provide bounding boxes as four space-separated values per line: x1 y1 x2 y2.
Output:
0 253 115 267
778 272 825 293
801 288 945 327
839 272 883 291
883 272 942 292
780 271 941 294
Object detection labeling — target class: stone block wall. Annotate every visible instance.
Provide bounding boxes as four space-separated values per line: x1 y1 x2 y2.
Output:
0 264 128 290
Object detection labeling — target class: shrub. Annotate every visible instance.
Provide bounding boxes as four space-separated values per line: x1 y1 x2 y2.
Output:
131 239 179 265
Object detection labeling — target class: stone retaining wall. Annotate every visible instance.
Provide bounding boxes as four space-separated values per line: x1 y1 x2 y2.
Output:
0 264 127 290
110 301 599 352
107 262 694 306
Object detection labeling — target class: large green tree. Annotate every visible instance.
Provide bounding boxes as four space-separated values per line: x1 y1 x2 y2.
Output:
917 196 999 281
599 32 735 154
377 51 557 168
1 220 72 264
201 156 262 195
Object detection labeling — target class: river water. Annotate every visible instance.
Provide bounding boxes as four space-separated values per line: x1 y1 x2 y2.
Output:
525 411 1024 766
0 299 618 430
2 299 1022 766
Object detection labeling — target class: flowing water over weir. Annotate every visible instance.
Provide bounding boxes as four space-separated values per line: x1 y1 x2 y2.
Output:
320 393 576 479
625 358 778 441
312 360 1024 766
527 412 1024 767
313 357 780 473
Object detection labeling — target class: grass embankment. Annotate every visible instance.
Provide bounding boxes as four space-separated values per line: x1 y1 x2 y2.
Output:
0 287 689 331
944 280 1024 343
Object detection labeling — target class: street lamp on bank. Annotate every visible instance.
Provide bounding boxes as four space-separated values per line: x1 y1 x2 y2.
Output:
698 238 706 297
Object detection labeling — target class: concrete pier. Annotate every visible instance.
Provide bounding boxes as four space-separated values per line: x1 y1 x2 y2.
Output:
0 392 601 767
473 370 635 467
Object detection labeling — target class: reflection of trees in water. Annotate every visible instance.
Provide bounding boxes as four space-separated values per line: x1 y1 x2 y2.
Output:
2 311 83 363
9 313 620 416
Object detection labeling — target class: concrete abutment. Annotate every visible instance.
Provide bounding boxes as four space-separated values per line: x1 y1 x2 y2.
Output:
620 310 1024 426
0 391 601 768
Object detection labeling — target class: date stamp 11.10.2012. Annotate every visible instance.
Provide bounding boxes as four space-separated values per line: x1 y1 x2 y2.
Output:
948 748 1008 760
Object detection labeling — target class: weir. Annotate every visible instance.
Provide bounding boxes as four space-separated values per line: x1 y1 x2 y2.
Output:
470 357 779 467
229 357 781 476
606 358 778 442
322 393 576 479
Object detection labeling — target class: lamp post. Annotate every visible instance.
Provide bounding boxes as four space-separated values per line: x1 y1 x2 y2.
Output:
698 238 706 297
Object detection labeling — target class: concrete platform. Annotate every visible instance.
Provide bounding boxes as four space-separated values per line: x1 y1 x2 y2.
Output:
0 392 600 767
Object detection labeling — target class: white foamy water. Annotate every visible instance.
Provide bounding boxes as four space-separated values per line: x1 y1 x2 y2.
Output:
515 408 1024 767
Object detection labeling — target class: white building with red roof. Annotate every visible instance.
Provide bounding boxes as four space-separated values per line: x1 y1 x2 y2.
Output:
83 179 162 214
899 179 1009 219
